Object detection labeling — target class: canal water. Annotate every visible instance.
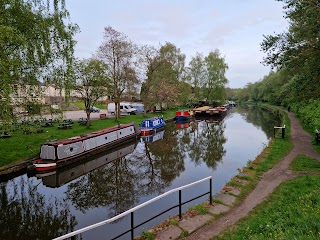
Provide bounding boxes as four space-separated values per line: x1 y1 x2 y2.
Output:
0 105 281 240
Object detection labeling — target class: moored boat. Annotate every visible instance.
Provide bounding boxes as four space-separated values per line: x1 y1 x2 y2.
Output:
216 106 228 115
33 122 140 172
175 110 192 121
192 106 220 116
140 116 165 136
36 139 138 188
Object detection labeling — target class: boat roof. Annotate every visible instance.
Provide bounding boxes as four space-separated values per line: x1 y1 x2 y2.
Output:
43 123 134 146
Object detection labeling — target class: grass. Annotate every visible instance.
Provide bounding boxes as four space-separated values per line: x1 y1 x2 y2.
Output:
71 101 108 110
215 155 320 240
188 204 210 215
209 107 320 240
290 154 320 172
212 175 320 240
0 108 178 168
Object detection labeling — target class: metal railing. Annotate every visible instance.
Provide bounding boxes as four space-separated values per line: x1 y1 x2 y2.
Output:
53 176 212 240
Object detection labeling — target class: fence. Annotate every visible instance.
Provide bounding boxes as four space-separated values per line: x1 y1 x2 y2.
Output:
53 176 212 240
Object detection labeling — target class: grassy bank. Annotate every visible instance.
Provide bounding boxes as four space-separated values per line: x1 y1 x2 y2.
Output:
212 155 320 240
0 109 177 168
209 107 320 240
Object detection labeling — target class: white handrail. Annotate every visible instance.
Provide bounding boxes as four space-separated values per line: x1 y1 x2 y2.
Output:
53 176 212 240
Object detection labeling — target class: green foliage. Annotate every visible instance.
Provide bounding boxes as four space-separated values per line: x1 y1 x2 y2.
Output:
0 0 78 122
203 50 228 101
291 100 320 134
258 0 320 104
213 176 320 240
73 58 110 126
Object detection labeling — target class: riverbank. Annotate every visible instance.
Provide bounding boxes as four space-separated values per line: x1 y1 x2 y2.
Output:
135 108 320 239
0 110 177 180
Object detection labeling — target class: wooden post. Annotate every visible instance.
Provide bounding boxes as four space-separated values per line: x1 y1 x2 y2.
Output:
316 129 319 144
282 125 285 139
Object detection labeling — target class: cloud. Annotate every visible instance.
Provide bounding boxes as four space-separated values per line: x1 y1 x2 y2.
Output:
66 0 288 89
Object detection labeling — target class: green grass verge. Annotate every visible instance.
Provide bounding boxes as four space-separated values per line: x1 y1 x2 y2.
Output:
0 109 178 168
210 106 320 240
71 101 108 110
212 176 320 240
290 154 320 172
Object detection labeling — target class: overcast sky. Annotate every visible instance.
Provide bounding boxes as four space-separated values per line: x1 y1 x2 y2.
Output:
65 0 288 89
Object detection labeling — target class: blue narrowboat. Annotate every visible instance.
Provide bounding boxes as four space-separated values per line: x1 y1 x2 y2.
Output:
140 116 166 136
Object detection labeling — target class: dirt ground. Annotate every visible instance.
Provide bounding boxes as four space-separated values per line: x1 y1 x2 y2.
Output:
186 112 320 240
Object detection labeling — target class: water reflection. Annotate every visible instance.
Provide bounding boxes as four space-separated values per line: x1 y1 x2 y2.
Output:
37 140 138 188
235 105 281 138
0 106 281 239
140 130 165 143
0 178 76 240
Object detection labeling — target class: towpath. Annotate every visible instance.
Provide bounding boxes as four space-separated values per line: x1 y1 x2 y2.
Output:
155 111 320 240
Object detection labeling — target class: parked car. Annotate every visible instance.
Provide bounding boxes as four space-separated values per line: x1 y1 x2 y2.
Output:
84 106 100 113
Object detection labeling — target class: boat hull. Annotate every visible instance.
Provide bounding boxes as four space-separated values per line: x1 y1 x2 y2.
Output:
34 123 140 172
140 117 166 136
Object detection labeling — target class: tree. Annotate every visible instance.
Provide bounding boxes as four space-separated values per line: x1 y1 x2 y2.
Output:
186 53 205 99
0 0 78 119
203 50 229 102
73 58 110 127
261 0 320 102
138 45 161 117
97 26 138 122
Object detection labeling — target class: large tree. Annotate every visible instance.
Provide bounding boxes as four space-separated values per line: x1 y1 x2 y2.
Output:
73 58 110 127
97 26 138 122
139 45 161 116
186 53 205 99
203 50 229 102
0 0 78 119
261 0 320 102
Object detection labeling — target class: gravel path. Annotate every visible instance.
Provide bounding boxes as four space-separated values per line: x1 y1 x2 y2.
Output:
187 112 320 240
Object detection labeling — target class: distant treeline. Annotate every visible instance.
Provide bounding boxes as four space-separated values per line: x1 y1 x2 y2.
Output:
227 0 320 133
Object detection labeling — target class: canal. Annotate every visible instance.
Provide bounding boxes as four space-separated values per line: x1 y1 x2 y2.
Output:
0 105 281 240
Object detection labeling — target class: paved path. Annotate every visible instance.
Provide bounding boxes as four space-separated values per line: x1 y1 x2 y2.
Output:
185 112 320 240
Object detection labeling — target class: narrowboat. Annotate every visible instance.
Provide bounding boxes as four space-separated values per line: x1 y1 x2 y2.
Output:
36 140 138 188
140 116 166 136
33 122 140 172
216 106 228 115
175 110 192 121
193 106 220 116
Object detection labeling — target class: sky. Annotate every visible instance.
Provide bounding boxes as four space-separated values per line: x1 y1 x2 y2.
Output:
65 0 289 89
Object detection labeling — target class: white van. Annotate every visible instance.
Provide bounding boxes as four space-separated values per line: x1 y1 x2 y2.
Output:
107 102 137 115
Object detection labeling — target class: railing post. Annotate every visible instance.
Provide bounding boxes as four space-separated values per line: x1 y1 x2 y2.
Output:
131 212 134 240
209 178 212 205
179 190 182 219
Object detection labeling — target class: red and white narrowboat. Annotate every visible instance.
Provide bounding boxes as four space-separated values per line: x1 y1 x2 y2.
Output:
33 123 140 172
